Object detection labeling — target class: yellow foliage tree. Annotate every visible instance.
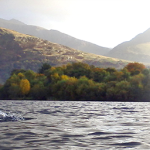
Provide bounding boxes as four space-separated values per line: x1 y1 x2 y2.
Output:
60 75 69 80
51 73 60 83
18 73 25 79
20 79 30 95
50 67 56 72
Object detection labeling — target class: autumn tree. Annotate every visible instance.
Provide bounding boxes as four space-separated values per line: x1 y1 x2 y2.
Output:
18 72 25 79
20 79 30 96
124 62 146 75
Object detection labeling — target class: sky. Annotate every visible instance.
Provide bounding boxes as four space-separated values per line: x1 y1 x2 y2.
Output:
0 0 150 48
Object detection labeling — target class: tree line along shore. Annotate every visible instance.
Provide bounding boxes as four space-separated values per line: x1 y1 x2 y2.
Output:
0 62 150 101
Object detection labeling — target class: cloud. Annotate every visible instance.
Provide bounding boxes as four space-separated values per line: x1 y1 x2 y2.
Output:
0 0 72 21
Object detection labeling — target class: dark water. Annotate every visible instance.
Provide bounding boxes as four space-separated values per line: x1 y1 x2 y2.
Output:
0 101 150 150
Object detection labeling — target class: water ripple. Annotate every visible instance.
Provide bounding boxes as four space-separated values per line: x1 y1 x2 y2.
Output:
0 101 150 149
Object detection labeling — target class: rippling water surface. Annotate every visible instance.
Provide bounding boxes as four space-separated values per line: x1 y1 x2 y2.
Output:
0 101 150 149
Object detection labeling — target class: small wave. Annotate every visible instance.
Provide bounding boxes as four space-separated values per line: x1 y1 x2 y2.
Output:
113 107 135 110
111 141 141 148
37 109 62 114
88 131 110 135
0 110 24 122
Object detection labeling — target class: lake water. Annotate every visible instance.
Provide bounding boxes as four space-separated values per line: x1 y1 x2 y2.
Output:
0 101 150 150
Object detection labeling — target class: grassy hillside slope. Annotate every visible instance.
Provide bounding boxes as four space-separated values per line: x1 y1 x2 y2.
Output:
107 28 150 63
0 27 129 83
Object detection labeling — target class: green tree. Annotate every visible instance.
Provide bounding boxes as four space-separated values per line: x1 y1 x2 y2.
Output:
51 73 60 83
64 62 92 79
115 81 131 101
11 69 26 76
8 83 21 99
91 68 109 82
30 83 47 100
129 74 144 101
38 63 51 74
52 76 77 100
24 70 37 82
76 76 97 100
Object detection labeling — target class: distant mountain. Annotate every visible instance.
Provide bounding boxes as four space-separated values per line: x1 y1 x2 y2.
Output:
0 18 26 25
107 28 150 63
0 27 129 83
8 19 26 25
0 18 111 55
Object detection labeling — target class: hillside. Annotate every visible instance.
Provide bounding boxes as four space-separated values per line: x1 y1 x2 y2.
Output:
0 27 129 83
0 18 111 55
107 28 150 63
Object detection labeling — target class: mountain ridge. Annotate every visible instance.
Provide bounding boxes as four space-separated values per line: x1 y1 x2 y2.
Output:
107 28 150 63
0 18 111 55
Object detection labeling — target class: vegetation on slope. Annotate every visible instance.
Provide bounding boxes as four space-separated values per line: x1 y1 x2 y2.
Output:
0 27 129 83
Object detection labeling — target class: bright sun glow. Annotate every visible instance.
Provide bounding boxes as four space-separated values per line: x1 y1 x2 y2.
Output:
50 0 150 47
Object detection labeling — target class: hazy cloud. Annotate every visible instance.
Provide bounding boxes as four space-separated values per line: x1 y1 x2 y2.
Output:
0 0 71 21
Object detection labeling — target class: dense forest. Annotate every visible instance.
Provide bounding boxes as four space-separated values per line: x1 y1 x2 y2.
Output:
0 62 150 101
